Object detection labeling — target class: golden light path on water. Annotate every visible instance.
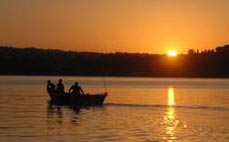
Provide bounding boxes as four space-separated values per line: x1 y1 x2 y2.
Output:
163 87 179 142
168 87 175 106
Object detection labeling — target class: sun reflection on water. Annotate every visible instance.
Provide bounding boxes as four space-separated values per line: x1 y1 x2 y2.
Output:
168 87 175 106
162 87 179 142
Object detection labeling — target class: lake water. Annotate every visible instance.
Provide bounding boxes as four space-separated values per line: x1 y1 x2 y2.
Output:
0 76 228 142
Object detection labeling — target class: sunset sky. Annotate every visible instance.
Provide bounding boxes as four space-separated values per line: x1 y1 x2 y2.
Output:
1 0 229 54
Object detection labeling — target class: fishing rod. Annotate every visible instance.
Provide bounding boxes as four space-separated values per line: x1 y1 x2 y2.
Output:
102 75 107 93
101 52 108 94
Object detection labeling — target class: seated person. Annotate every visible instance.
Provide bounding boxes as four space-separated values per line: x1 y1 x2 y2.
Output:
56 79 65 93
47 80 55 93
69 82 85 96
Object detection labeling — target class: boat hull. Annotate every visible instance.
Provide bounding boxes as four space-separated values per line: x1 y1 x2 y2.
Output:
48 92 107 106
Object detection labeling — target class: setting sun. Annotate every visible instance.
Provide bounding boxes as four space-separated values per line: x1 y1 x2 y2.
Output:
167 50 177 57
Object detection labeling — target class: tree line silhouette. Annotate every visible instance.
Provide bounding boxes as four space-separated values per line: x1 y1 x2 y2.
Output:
0 45 229 77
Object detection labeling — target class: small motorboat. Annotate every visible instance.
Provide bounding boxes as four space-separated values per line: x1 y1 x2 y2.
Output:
48 91 107 106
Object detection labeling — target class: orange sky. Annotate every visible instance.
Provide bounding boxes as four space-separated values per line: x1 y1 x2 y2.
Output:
1 0 229 54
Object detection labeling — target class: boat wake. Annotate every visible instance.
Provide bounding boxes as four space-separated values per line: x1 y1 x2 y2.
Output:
105 103 229 111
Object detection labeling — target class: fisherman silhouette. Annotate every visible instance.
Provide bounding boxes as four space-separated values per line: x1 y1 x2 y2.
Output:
56 79 65 93
69 82 85 96
47 80 55 93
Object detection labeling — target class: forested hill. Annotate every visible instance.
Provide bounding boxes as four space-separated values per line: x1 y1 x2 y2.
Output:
1 46 229 77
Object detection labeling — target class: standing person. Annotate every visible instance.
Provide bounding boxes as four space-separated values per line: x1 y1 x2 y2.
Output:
69 82 85 96
47 80 55 93
56 79 65 93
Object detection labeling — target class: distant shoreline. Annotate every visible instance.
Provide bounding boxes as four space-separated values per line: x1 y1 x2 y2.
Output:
1 74 229 79
1 46 229 78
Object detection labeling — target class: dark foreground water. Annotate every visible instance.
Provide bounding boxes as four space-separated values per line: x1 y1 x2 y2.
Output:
0 76 228 142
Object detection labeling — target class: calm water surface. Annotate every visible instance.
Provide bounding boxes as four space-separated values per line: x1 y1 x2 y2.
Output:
0 76 228 142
